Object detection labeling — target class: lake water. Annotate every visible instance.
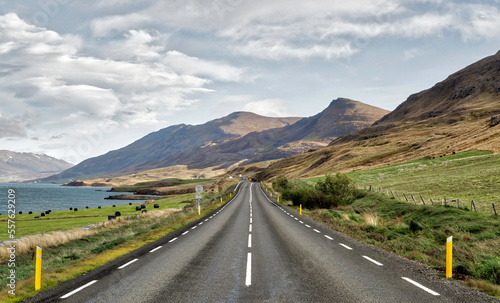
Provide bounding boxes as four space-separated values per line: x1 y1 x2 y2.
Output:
0 183 146 214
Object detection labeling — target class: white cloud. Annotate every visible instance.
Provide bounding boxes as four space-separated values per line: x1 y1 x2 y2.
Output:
403 48 425 61
242 99 288 117
0 13 244 162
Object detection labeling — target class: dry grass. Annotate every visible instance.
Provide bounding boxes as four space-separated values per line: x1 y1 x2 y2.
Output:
0 208 180 263
0 229 96 263
463 278 500 298
257 113 500 181
362 213 380 226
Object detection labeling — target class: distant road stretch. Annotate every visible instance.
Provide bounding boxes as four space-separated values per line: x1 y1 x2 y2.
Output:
28 181 496 302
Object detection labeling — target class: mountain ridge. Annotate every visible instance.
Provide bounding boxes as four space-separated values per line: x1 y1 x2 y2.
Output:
0 150 73 182
254 50 500 181
44 99 388 182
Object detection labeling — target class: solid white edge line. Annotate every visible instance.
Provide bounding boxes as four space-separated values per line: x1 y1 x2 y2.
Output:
362 255 383 266
248 234 252 248
402 277 440 296
313 229 321 233
324 235 334 240
245 252 252 286
149 246 162 253
168 237 178 243
339 243 353 250
60 280 98 299
118 258 139 269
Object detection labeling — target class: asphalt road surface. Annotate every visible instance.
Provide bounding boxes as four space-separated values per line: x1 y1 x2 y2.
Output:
28 181 498 303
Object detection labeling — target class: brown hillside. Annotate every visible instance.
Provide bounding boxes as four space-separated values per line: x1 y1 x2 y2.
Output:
255 51 500 180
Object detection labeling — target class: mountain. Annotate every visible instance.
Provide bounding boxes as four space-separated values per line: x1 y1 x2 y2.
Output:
45 99 388 182
0 151 73 182
255 50 500 180
197 98 389 164
45 112 301 181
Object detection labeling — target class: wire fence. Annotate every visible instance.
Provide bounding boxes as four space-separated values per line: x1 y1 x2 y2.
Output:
363 185 498 216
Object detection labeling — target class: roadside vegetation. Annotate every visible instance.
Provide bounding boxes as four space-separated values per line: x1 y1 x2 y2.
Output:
271 170 500 298
333 150 500 214
273 173 363 209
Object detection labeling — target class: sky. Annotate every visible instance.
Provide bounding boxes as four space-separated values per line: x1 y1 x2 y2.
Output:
0 0 499 164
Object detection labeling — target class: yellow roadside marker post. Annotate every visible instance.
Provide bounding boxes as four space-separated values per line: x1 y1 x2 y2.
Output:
277 197 280 203
300 204 302 215
446 236 453 278
198 205 201 216
220 197 222 203
35 246 42 290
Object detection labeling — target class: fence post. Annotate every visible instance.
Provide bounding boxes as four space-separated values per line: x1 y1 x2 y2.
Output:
403 194 408 202
390 191 395 198
420 195 426 206
471 200 477 212
430 198 434 205
411 195 417 205
396 192 401 200
493 203 497 216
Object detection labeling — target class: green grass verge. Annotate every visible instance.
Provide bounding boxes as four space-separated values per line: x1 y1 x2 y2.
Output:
0 193 196 240
308 150 500 214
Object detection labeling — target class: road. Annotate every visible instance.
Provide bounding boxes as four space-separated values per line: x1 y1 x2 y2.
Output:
28 181 496 302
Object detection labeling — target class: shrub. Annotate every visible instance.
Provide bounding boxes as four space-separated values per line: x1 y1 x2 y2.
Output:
272 175 290 191
278 173 361 209
315 173 362 206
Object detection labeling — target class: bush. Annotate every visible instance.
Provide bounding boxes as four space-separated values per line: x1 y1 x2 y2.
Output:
474 257 500 284
315 173 361 206
278 173 361 209
272 175 290 191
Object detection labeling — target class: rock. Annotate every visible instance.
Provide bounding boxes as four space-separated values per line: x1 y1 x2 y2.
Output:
490 116 500 127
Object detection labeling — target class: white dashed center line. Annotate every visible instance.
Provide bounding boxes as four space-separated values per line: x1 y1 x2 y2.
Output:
324 235 334 240
313 229 321 233
168 237 178 243
245 252 252 286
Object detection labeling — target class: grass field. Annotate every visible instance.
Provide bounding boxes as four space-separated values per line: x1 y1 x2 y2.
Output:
0 193 198 240
309 150 500 214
